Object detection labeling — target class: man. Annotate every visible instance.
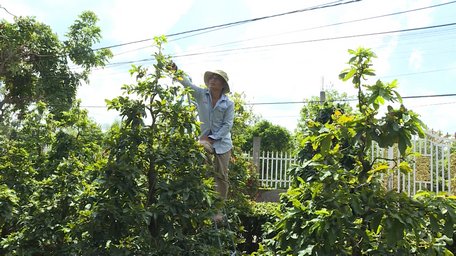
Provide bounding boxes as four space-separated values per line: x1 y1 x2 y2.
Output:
169 63 234 204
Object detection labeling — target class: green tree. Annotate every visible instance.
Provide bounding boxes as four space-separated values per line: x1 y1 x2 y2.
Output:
0 102 107 254
259 48 456 255
296 90 352 132
87 36 234 255
294 90 353 150
242 119 292 153
0 11 112 120
0 11 112 254
231 92 258 150
229 92 260 199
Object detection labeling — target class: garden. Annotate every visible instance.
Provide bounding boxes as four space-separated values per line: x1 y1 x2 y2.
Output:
1 12 456 255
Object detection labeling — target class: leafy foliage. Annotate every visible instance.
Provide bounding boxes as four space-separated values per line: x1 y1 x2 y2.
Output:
0 102 107 254
241 119 292 153
0 27 244 255
261 48 456 255
87 36 235 255
295 89 353 150
238 202 278 254
229 92 260 200
0 11 112 120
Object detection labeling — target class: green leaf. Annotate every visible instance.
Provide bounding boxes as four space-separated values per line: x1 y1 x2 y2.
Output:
443 218 454 237
399 161 412 174
429 214 439 231
385 219 404 246
298 245 315 255
371 212 383 234
342 68 356 81
320 133 333 155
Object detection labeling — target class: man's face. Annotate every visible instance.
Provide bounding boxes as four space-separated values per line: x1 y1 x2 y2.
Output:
207 74 225 93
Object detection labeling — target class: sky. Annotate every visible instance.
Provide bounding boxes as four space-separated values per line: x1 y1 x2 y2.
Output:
2 0 456 136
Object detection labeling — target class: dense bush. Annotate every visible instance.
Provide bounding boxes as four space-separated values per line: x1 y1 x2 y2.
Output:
257 48 456 255
237 202 278 254
2 11 455 254
0 36 249 255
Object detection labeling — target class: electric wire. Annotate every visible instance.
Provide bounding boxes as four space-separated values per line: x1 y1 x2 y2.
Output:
79 93 456 108
110 25 241 56
92 21 456 70
245 93 456 105
92 0 361 51
174 0 456 52
5 0 455 73
2 1 362 62
7 1 453 73
0 5 16 17
104 1 456 63
172 22 456 58
4 2 456 113
379 67 456 79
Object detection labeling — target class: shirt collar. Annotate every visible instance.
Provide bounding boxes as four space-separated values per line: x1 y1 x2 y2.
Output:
205 89 228 101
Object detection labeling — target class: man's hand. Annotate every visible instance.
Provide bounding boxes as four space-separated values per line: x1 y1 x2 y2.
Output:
200 135 214 144
199 136 214 154
166 61 178 72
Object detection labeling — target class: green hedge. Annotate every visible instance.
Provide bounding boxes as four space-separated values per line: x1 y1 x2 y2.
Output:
237 202 278 254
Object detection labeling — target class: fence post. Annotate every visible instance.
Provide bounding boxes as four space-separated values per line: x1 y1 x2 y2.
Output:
388 146 394 191
320 90 326 104
253 137 261 174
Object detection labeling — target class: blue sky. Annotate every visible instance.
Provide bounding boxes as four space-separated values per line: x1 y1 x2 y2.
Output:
2 0 456 135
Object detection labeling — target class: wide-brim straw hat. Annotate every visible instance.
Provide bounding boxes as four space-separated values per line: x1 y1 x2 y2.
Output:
204 70 230 94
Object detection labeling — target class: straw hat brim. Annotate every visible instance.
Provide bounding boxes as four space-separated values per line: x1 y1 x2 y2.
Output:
204 70 230 93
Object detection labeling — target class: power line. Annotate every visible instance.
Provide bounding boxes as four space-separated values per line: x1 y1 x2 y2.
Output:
380 67 456 78
412 101 456 108
7 2 456 84
0 5 17 17
92 0 361 51
67 62 456 84
403 93 456 100
105 21 456 68
79 93 456 108
245 93 456 105
173 22 456 58
246 99 353 106
11 1 361 61
90 0 456 68
98 27 456 72
102 0 456 59
108 25 241 56
166 0 357 37
98 21 456 67
13 0 455 71
45 23 456 81
169 24 240 42
262 100 456 120
181 0 456 51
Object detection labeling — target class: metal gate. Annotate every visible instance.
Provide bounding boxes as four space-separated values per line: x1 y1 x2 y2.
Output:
370 130 454 196
253 130 455 196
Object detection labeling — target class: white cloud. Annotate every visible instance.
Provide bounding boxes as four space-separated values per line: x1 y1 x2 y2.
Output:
408 49 423 70
75 0 195 127
107 0 194 42
405 0 434 28
0 0 34 21
4 0 454 134
208 0 408 130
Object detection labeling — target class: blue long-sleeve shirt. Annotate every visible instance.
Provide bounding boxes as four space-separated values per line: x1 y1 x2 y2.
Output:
179 76 234 154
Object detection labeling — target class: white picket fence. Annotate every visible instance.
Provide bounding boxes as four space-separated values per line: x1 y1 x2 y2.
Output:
249 130 455 196
256 151 296 189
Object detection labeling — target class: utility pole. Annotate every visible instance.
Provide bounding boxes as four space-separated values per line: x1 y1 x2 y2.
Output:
320 76 326 103
252 137 261 174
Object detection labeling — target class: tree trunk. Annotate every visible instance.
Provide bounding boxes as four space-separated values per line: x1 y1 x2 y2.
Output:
147 163 158 237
